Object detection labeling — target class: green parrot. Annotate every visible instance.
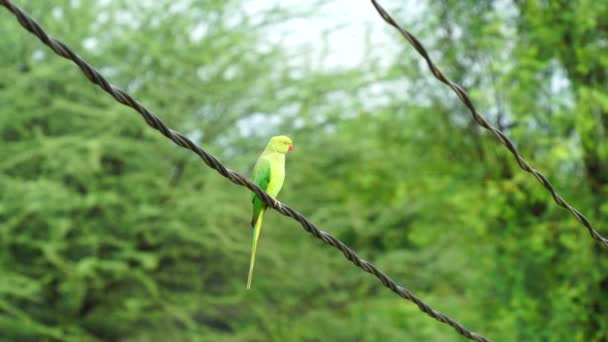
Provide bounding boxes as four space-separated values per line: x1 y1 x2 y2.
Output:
247 135 293 289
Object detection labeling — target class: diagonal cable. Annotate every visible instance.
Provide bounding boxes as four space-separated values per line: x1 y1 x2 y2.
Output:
370 0 608 248
0 1 490 341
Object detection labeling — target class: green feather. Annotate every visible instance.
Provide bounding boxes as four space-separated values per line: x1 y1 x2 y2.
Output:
250 158 271 227
247 206 266 289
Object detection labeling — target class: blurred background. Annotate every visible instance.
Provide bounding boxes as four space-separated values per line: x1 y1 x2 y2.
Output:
1 0 607 341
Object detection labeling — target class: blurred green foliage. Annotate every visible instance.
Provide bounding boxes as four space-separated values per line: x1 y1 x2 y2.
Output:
1 0 607 341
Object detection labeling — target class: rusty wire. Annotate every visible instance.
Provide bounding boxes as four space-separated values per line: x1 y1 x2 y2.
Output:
0 0 490 341
370 0 608 248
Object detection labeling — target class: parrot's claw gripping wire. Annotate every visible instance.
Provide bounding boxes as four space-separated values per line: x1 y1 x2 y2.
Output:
273 198 282 210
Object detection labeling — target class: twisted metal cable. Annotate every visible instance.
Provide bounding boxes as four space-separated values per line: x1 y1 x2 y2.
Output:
0 1 489 341
370 0 608 248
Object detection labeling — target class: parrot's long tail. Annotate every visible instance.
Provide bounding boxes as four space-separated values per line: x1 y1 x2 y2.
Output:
247 207 266 289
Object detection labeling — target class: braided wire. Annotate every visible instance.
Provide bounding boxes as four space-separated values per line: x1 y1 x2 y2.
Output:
0 1 490 341
370 0 608 247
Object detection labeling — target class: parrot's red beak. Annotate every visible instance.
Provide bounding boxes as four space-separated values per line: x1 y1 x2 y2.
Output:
288 144 294 152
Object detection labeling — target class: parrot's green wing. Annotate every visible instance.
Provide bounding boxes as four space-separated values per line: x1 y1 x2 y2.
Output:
250 157 271 227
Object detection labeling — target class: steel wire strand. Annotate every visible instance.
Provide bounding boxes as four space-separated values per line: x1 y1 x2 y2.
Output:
0 1 490 341
370 0 608 247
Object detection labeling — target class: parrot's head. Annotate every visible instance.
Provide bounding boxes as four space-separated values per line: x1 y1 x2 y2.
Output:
268 135 293 154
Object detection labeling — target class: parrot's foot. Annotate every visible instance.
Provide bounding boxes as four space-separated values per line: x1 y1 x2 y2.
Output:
273 198 282 209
